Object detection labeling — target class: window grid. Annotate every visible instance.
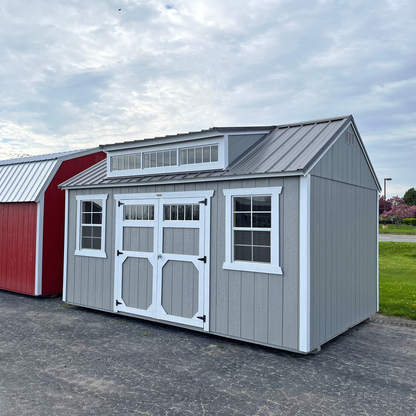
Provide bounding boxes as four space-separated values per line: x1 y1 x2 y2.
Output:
112 153 141 171
143 149 177 168
124 205 154 221
180 145 218 165
81 200 103 250
232 196 271 264
163 204 200 221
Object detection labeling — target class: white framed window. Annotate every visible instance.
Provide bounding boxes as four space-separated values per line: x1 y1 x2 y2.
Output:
75 194 108 258
223 187 282 274
106 137 226 177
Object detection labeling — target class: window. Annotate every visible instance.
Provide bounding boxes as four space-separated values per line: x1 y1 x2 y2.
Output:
124 204 154 220
107 138 225 177
112 153 141 171
180 144 218 165
163 204 200 221
223 187 282 274
143 149 177 168
75 195 108 258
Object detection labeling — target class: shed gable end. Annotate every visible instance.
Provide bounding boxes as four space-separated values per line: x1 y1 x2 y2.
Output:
309 125 378 190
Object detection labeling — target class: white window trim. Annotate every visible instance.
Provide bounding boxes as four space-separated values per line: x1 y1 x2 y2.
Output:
106 136 226 178
223 187 282 275
75 194 108 258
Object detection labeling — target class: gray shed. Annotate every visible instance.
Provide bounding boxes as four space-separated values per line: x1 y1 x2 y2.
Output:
60 115 381 354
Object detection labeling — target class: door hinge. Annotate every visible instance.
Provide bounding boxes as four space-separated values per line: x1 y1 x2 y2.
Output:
116 299 122 306
117 250 123 256
197 315 206 322
197 256 207 263
118 201 124 207
199 198 207 205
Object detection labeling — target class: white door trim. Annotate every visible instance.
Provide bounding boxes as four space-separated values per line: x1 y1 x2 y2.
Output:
113 190 213 331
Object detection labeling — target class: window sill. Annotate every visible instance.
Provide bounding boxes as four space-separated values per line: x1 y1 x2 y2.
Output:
75 249 107 259
222 261 282 275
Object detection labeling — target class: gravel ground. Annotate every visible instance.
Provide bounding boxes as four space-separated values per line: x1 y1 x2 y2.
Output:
1 290 416 416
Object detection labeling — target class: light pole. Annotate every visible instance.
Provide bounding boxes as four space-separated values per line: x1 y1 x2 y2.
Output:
383 178 392 226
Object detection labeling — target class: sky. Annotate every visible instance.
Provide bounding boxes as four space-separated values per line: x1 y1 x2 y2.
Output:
0 0 414 198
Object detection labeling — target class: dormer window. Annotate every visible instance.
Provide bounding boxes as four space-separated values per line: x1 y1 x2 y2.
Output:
180 145 218 165
112 153 141 171
107 136 226 178
143 149 177 168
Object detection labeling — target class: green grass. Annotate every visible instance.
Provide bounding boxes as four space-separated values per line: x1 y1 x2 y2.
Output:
379 242 416 320
379 224 416 234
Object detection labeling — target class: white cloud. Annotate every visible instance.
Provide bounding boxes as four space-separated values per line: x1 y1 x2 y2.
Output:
0 0 414 194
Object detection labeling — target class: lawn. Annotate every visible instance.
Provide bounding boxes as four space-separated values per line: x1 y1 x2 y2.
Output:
379 224 416 234
379 242 416 320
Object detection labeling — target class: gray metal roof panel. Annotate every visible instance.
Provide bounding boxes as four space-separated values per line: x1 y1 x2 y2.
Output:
0 148 100 166
0 160 58 202
61 116 356 189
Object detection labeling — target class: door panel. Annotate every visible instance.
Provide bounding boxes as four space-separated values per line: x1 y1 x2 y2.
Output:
114 194 209 330
122 257 153 310
162 228 199 255
161 260 199 319
123 227 154 252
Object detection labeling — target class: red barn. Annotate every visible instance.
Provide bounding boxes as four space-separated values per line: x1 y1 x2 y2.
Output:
0 149 106 296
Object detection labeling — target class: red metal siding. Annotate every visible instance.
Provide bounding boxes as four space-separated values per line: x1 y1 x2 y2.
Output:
41 152 106 295
0 202 37 295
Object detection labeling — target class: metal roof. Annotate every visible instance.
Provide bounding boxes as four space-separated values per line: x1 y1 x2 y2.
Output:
0 148 102 202
60 116 356 189
0 148 96 166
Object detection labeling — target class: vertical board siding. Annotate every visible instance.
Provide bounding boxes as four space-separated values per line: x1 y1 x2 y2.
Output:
122 257 153 310
0 202 37 294
310 127 378 191
42 152 106 295
162 228 199 255
123 227 154 252
161 260 198 319
66 176 300 350
310 176 378 349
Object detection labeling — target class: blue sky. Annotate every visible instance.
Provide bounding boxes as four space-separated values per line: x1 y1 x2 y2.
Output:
0 0 414 198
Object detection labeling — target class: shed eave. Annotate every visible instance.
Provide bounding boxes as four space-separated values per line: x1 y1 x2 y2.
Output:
60 170 304 190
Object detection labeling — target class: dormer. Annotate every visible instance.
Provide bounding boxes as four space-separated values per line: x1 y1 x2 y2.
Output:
102 128 271 178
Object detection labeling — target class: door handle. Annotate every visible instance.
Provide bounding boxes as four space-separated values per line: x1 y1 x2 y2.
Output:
157 254 162 259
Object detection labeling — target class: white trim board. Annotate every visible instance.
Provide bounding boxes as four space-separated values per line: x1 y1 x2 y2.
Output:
63 189 69 302
34 194 45 296
75 194 109 259
114 190 215 201
299 174 311 353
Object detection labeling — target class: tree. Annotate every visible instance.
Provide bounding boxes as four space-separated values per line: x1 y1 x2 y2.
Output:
403 187 416 206
379 196 392 216
381 196 416 228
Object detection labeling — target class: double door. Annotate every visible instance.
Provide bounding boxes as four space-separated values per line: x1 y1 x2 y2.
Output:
114 192 212 329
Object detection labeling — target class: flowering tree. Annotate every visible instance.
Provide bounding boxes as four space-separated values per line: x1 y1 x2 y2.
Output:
381 196 416 228
379 196 392 216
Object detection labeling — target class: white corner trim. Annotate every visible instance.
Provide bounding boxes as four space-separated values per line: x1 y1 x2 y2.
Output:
75 194 108 258
63 189 69 302
222 186 283 275
34 194 45 296
299 174 311 353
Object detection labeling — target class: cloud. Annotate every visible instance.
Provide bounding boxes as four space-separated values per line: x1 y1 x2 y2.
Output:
0 0 414 196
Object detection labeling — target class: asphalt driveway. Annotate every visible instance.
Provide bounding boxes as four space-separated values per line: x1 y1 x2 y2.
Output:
379 233 416 242
1 290 416 416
